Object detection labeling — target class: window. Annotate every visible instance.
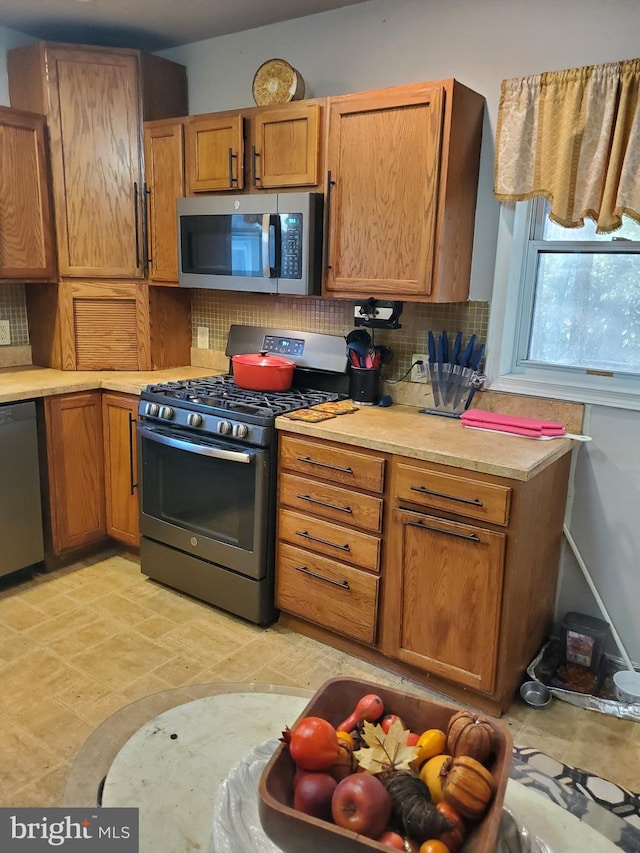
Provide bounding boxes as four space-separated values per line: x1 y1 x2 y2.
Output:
487 199 640 410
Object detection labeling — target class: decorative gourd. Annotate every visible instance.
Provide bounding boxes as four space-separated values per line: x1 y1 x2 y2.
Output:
440 755 496 820
336 693 384 733
446 710 495 764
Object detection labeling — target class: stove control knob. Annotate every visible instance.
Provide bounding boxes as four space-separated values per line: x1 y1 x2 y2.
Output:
187 412 203 428
233 423 249 438
160 406 175 420
218 420 232 435
145 402 160 417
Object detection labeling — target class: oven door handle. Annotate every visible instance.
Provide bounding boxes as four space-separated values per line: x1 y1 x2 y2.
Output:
138 425 252 463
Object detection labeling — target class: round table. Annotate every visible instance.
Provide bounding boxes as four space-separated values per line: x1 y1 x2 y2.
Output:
63 682 623 853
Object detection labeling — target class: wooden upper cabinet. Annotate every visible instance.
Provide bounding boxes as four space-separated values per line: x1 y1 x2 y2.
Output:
185 113 244 193
324 80 484 302
144 119 185 284
185 101 324 194
7 41 188 280
0 106 56 281
251 102 321 189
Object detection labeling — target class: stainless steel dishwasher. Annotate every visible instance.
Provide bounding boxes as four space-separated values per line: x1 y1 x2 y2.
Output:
0 400 44 577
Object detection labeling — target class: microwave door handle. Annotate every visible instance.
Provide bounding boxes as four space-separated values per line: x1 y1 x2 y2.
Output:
138 425 252 463
261 213 278 278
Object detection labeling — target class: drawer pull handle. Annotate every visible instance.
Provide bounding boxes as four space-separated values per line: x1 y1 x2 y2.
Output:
410 485 483 507
297 456 354 475
297 493 353 514
296 530 351 552
295 565 350 589
408 520 481 542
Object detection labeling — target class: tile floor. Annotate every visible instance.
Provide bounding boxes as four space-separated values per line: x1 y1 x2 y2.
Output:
1 550 638 807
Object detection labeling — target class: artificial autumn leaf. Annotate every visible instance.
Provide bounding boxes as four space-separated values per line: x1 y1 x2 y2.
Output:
353 719 419 774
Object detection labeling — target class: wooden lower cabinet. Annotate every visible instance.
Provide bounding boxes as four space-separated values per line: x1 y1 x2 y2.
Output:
385 508 506 693
102 392 140 547
42 392 107 560
276 435 385 645
276 432 572 714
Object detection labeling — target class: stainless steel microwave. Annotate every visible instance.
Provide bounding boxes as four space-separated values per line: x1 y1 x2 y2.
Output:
177 192 323 295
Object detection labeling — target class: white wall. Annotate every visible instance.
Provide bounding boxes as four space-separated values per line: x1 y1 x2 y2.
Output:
1 0 639 661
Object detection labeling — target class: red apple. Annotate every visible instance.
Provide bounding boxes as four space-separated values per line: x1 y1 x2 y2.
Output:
436 801 467 852
331 773 392 839
380 714 405 734
377 830 406 849
293 772 337 821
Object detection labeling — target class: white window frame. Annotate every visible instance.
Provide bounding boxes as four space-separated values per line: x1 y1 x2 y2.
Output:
485 201 640 412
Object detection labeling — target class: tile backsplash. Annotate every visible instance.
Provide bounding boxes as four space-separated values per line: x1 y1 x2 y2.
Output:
0 284 29 346
191 291 489 381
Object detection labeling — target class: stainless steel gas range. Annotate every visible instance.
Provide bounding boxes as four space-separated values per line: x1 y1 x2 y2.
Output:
137 326 349 626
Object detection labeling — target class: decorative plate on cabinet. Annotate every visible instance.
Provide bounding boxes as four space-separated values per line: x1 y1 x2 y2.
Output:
252 59 305 105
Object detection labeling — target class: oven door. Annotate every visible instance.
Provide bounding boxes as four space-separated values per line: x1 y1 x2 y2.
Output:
137 423 271 579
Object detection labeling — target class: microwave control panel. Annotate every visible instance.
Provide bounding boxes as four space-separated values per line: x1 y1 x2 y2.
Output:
280 213 303 279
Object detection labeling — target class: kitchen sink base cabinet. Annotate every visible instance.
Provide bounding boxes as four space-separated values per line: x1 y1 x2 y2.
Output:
275 433 572 715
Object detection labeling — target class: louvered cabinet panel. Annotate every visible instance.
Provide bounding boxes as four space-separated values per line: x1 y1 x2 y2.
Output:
74 299 140 370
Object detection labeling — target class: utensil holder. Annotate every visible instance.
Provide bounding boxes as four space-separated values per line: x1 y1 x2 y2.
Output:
349 366 380 405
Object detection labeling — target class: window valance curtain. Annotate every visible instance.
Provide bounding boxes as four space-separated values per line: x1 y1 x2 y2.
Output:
494 58 640 233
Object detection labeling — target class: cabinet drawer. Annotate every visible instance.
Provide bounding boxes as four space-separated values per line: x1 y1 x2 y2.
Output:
394 461 511 526
278 508 381 572
276 543 378 644
279 473 383 533
280 435 385 493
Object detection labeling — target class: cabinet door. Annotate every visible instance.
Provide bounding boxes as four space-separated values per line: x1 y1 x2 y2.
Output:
252 103 320 189
44 46 144 278
324 84 444 298
386 508 505 693
0 106 56 281
144 119 185 284
185 114 244 192
102 392 140 547
44 392 106 555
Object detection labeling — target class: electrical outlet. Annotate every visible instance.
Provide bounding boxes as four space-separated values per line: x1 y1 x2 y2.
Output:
410 353 429 382
196 326 209 349
0 320 11 346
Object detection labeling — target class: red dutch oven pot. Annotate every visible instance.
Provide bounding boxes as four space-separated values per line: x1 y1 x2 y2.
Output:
231 352 295 391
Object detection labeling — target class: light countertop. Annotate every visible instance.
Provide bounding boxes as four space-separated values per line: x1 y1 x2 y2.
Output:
276 404 574 481
0 365 221 403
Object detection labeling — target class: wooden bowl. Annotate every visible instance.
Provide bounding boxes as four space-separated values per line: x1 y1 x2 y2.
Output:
258 677 513 852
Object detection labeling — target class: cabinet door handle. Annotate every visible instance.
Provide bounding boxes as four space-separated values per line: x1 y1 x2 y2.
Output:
410 485 483 507
297 493 353 514
324 170 335 272
295 565 350 590
295 530 351 552
252 145 260 186
143 182 152 266
128 413 138 495
133 181 141 268
228 147 238 186
296 455 353 475
408 520 481 542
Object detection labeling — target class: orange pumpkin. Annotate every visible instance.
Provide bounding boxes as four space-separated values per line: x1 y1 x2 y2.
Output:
440 755 496 820
445 710 495 764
